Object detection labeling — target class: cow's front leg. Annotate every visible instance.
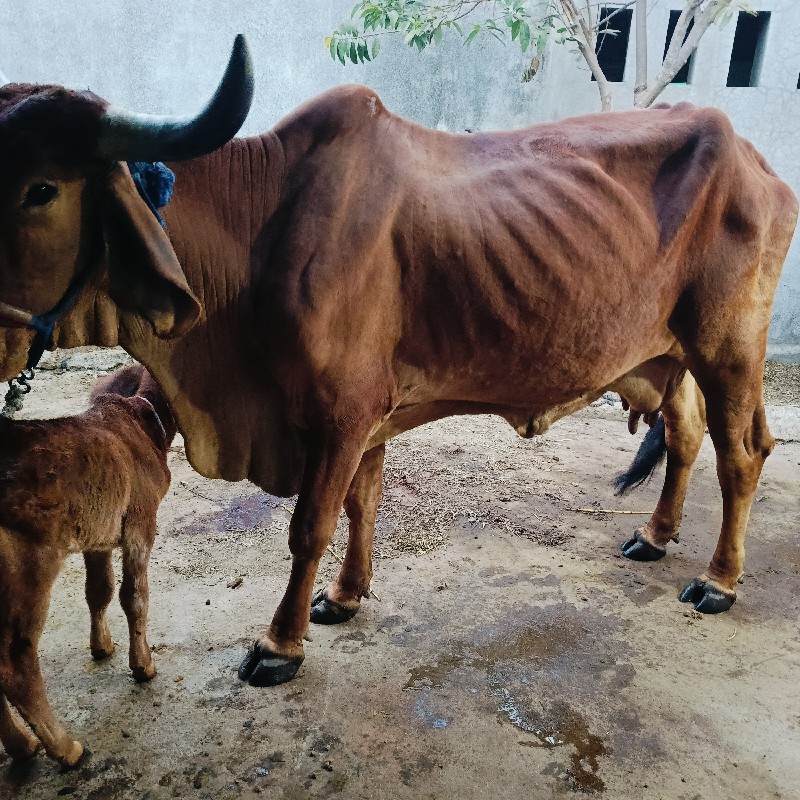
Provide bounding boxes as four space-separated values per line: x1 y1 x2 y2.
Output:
311 442 385 624
239 430 369 686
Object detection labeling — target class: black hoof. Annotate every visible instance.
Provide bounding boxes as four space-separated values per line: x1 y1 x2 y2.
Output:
309 588 359 625
620 531 666 562
238 640 303 687
679 578 736 614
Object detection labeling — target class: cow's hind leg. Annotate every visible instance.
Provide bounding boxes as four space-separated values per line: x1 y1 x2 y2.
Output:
84 551 116 659
239 425 371 686
619 372 706 561
311 443 385 625
678 371 773 613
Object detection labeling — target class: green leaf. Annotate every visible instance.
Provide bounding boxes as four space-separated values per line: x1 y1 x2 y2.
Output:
519 20 531 52
336 39 348 65
511 18 521 41
536 30 548 53
371 37 381 58
464 24 482 45
433 24 443 44
349 41 359 64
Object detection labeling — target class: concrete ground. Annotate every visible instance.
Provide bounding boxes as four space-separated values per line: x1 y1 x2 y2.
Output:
1 355 798 800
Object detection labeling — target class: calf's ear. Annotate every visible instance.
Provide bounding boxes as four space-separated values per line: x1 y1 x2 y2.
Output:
99 162 201 338
127 395 170 450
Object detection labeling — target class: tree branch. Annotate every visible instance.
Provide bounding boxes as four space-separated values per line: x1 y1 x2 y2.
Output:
559 0 613 110
636 0 728 107
634 0 648 106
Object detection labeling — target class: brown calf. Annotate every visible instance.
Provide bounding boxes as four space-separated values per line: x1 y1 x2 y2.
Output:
0 364 174 767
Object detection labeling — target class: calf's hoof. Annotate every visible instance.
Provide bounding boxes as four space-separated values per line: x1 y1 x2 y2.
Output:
90 628 115 660
131 659 157 683
679 577 736 614
621 530 666 562
7 735 41 761
90 643 115 661
238 640 303 687
56 740 86 770
310 588 359 625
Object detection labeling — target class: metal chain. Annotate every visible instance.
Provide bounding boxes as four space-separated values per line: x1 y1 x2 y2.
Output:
1 369 34 418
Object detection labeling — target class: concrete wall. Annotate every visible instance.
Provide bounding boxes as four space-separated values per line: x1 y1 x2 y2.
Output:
1 0 799 359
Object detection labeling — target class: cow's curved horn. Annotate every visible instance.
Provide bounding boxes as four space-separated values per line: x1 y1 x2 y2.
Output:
98 34 254 162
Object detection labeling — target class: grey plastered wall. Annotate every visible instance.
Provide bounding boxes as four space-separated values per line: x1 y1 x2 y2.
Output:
1 0 799 359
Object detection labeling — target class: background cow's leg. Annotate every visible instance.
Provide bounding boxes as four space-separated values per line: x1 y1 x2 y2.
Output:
622 372 706 561
311 443 385 625
0 550 84 766
239 428 369 687
119 517 157 682
679 357 773 613
84 551 116 660
0 692 40 760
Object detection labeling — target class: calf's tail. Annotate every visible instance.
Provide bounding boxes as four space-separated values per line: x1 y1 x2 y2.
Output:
613 414 667 496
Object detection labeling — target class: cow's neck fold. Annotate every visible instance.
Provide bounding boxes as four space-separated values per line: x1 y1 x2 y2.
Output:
118 134 299 489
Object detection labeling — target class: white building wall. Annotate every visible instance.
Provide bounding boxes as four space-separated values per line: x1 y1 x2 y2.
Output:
1 0 798 358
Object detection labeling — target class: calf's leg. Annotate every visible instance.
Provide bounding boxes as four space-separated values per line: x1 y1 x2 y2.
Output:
311 442 385 624
84 551 116 659
239 426 370 686
120 519 157 682
0 548 83 766
0 692 39 760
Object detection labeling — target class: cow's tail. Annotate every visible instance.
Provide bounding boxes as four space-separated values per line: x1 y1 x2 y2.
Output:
613 414 667 496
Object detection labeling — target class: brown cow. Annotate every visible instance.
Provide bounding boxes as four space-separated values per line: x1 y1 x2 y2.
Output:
0 364 175 767
0 46 796 687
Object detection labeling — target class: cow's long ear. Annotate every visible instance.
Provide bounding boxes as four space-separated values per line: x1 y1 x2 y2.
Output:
99 162 201 338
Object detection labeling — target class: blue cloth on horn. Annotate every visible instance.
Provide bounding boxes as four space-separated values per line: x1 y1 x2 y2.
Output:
127 161 176 228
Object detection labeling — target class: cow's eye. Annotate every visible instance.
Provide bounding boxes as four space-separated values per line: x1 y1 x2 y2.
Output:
23 183 58 208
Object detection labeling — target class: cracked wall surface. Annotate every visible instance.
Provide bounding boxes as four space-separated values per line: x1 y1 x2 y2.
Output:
0 0 798 358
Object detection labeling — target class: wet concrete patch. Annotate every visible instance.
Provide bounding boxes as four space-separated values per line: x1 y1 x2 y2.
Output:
516 701 612 792
173 493 279 536
619 578 670 607
403 602 635 792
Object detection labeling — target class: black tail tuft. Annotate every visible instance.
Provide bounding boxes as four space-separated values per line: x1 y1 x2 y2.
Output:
613 414 667 496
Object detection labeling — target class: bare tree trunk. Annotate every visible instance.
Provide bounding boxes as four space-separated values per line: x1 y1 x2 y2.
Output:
634 0 648 106
560 0 613 111
635 0 730 108
581 43 614 111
